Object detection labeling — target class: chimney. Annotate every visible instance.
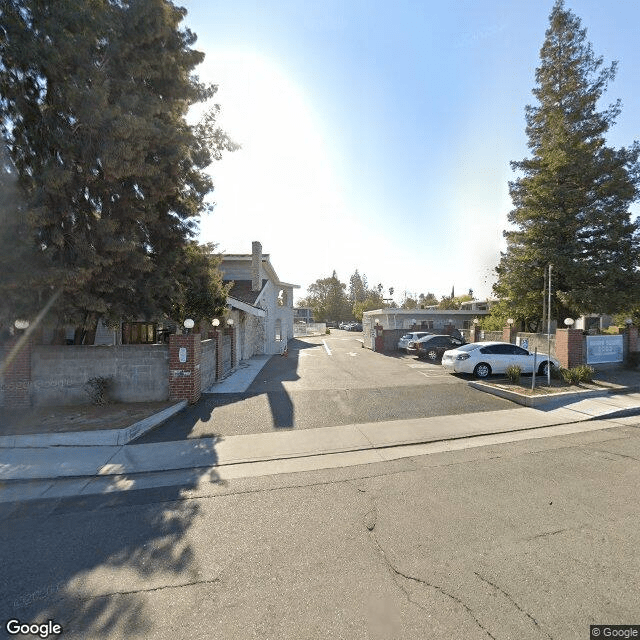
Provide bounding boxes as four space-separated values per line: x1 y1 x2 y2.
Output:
251 241 262 292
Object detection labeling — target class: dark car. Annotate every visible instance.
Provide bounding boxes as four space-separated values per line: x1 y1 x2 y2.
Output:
412 334 466 362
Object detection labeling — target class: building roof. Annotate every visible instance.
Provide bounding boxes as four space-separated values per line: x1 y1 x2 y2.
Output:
220 254 299 289
226 280 267 306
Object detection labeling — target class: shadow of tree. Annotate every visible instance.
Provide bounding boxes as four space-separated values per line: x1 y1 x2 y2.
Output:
136 339 319 440
0 454 223 638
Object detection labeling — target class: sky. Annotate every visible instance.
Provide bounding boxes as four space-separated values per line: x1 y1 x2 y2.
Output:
181 0 640 304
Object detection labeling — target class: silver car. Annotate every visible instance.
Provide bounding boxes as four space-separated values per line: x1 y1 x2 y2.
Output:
398 332 432 352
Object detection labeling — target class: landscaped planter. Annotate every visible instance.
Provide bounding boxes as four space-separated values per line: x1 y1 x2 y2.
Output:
469 380 614 407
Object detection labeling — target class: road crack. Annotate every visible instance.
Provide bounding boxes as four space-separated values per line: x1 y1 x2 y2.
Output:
474 572 554 640
350 482 496 639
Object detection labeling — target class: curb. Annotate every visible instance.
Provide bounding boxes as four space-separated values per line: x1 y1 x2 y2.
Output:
0 401 188 448
468 381 615 407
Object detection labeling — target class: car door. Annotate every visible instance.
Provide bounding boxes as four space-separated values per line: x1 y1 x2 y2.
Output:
509 344 536 372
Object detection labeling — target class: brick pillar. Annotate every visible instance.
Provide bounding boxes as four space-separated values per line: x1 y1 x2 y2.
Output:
556 328 584 369
1 336 32 408
468 326 480 343
169 333 202 403
374 325 384 352
625 325 638 358
502 324 516 344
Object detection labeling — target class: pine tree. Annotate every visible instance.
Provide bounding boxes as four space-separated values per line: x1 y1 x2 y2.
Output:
494 0 640 325
0 0 236 338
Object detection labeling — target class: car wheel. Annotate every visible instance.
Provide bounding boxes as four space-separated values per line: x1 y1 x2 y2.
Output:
538 361 550 376
473 363 491 378
427 349 438 362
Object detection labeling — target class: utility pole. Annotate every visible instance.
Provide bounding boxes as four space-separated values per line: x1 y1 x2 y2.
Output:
547 264 552 385
542 267 547 333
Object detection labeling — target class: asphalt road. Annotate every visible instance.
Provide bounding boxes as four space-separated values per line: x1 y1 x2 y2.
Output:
3 422 639 639
138 332 520 442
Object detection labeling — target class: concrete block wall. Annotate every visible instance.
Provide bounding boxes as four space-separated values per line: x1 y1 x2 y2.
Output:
200 339 217 390
0 338 32 408
516 333 557 358
30 344 169 406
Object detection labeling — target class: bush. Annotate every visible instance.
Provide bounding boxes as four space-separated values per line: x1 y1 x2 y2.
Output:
560 367 579 384
574 364 594 383
550 363 563 380
83 376 112 405
505 364 522 383
560 365 594 385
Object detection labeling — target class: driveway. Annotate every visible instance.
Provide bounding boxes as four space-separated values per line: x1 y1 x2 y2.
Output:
136 333 521 442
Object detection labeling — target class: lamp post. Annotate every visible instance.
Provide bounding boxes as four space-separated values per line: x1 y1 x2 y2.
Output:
183 318 194 335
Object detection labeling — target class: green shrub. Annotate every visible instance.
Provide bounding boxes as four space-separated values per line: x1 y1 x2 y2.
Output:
505 364 522 383
560 365 594 385
550 363 563 380
560 367 579 384
574 364 594 383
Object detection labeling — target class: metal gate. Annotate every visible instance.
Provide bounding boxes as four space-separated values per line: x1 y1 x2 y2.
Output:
586 335 623 364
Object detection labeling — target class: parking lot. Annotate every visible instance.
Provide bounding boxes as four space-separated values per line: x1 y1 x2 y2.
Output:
138 330 521 442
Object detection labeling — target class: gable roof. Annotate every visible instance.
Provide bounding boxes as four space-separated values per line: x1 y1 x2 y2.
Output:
226 279 267 306
220 254 299 290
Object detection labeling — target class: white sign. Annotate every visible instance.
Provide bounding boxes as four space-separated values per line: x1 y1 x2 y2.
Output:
586 335 623 364
179 347 187 363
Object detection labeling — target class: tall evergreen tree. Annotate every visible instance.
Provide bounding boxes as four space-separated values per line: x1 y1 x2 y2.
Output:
494 0 640 325
0 0 236 337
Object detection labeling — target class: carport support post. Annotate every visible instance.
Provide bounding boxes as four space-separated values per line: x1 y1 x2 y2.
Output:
169 333 202 403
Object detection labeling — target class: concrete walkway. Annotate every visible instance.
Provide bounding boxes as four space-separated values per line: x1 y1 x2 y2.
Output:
3 358 640 503
2 391 640 503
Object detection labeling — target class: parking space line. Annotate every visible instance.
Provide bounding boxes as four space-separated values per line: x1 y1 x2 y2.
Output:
322 340 332 356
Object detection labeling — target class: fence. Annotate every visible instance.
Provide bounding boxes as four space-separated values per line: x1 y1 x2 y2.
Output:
0 330 236 408
293 322 327 337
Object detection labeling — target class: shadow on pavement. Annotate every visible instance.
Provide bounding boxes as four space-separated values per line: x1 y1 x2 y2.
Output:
134 339 318 442
0 460 225 638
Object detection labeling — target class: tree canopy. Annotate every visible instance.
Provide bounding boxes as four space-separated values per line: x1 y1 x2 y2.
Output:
494 0 640 326
0 0 236 338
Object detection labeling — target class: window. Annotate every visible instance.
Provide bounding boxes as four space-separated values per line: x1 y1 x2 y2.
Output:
275 319 282 341
122 322 157 344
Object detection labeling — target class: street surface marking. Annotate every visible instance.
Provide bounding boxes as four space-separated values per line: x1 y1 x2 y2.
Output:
322 340 332 356
346 352 358 357
419 371 452 378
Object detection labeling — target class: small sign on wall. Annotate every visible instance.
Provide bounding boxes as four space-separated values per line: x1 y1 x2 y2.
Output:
179 347 187 363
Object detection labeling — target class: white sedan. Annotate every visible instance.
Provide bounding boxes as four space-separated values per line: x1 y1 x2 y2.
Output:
441 341 559 378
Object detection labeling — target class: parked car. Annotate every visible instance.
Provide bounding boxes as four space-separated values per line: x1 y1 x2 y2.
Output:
412 334 466 361
441 341 560 378
349 323 363 332
398 332 432 352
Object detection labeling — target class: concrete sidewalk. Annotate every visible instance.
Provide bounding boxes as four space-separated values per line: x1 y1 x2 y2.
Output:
2 391 640 504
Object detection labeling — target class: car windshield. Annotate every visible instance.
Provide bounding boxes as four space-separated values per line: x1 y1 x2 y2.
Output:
455 343 482 352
